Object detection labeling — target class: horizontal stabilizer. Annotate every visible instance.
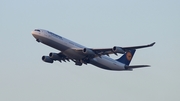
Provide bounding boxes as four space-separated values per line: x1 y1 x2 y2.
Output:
125 65 150 70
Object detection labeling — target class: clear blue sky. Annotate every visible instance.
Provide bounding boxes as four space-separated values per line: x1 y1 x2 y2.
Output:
0 0 180 101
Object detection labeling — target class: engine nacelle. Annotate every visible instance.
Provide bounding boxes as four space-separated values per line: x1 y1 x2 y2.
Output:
49 53 60 60
42 56 53 63
83 48 95 55
112 46 125 54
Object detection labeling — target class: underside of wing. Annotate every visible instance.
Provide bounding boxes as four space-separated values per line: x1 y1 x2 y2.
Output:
43 52 87 66
47 52 71 62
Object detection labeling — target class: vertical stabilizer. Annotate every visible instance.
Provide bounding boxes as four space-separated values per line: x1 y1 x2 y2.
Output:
116 50 136 65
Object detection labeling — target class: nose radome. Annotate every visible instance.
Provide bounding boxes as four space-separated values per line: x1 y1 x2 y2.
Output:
31 31 35 35
32 29 41 35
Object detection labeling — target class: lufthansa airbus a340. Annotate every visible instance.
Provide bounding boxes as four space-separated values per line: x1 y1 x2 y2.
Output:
32 29 155 71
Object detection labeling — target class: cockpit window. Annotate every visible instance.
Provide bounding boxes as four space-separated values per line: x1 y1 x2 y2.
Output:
34 29 40 32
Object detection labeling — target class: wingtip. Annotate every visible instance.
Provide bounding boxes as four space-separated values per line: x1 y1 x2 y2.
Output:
149 42 156 46
152 42 156 46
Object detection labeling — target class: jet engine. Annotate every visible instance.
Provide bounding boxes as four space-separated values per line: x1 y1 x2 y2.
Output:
83 48 95 55
42 56 53 63
49 53 60 60
112 46 125 54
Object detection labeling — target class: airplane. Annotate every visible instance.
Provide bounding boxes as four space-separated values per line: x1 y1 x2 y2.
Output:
31 29 155 71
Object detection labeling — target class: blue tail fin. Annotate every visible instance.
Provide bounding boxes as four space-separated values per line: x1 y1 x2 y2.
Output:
116 50 136 65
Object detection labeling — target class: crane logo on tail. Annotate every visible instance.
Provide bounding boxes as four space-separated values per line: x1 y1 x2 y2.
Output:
126 52 132 61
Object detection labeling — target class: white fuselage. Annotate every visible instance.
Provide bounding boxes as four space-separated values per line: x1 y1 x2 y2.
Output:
32 29 125 70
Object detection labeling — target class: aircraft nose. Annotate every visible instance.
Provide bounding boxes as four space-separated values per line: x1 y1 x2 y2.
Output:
32 29 41 36
31 31 35 35
31 31 38 38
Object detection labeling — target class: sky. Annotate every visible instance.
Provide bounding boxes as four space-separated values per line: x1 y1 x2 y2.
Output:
0 0 180 101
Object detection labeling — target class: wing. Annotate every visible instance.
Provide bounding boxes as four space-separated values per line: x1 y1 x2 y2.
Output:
56 52 86 65
73 42 155 56
53 52 71 62
121 42 155 51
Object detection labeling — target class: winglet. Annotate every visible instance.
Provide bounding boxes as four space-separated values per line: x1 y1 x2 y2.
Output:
149 42 156 47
